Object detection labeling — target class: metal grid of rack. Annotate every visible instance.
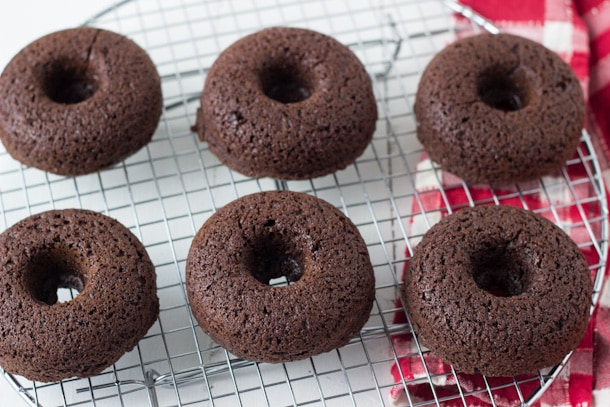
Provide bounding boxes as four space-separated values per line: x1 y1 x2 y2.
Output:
1 0 607 406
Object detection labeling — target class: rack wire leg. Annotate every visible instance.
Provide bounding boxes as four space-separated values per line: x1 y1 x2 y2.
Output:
145 370 160 407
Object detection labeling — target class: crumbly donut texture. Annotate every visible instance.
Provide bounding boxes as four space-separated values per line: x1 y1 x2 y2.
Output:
401 205 592 377
195 27 377 180
186 191 375 362
0 27 162 176
415 33 585 184
0 209 159 382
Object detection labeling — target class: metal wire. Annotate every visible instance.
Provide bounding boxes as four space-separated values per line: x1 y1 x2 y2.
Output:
1 0 607 406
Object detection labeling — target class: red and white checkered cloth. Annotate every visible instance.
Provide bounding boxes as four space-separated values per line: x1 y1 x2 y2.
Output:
389 0 610 406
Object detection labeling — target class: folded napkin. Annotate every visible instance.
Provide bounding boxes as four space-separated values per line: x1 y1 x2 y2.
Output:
389 0 610 406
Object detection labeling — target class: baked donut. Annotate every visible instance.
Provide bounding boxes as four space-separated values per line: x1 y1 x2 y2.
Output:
194 27 377 180
186 190 375 362
0 27 162 176
0 209 159 382
401 205 592 377
415 33 585 184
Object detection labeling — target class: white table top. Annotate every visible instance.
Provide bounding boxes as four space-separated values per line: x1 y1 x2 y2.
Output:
1 1 116 71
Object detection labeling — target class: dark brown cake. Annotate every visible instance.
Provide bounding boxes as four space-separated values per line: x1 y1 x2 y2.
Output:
186 190 375 362
0 209 159 382
401 205 592 377
414 33 585 184
194 27 378 180
0 27 162 176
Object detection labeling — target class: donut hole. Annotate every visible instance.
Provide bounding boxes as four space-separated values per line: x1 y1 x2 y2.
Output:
248 231 304 287
260 63 315 104
472 247 527 297
26 248 87 305
43 61 99 104
477 67 530 111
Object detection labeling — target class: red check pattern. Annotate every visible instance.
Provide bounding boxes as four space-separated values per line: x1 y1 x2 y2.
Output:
389 1 610 406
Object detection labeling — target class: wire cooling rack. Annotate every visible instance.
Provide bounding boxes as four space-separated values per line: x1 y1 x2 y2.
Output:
1 0 607 406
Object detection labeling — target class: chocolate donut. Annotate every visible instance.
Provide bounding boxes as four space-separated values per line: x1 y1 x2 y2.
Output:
0 209 159 382
186 191 375 362
401 205 592 377
0 27 162 176
415 33 585 184
194 27 377 180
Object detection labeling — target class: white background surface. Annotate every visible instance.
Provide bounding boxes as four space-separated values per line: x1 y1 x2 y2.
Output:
0 2 117 404
0 1 116 71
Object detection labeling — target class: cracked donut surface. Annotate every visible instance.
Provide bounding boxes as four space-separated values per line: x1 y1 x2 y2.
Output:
0 27 162 175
